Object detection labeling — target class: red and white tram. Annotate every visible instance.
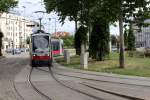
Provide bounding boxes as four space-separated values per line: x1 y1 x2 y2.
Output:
51 39 64 56
30 30 52 67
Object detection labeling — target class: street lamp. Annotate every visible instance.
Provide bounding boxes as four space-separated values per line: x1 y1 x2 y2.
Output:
34 11 46 30
12 21 15 55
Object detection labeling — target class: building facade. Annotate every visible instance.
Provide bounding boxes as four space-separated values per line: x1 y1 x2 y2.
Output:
0 13 38 51
134 19 150 48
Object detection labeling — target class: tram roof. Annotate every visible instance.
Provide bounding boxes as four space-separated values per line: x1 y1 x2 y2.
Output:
31 30 50 36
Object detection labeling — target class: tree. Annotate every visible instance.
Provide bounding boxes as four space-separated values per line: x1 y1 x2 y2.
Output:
44 0 80 31
44 0 96 68
0 31 3 56
74 26 88 55
89 19 109 61
61 36 74 48
110 0 149 68
0 0 18 56
127 25 135 51
0 0 17 13
44 0 150 68
124 28 128 48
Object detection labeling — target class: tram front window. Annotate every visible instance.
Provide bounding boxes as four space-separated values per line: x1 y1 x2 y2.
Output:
32 35 49 53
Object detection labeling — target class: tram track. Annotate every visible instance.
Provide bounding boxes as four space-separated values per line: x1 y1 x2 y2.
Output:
23 66 101 100
13 66 53 100
28 67 52 100
36 67 144 100
48 67 103 100
37 66 150 88
13 81 25 100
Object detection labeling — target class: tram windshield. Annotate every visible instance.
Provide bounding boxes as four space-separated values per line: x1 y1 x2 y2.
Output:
32 35 49 53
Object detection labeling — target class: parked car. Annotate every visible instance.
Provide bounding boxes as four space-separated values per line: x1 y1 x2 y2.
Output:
20 48 26 52
26 48 29 52
111 47 117 52
5 49 12 53
11 49 21 54
14 49 21 54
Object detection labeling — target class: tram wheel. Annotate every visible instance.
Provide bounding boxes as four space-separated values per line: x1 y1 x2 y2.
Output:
48 60 52 67
31 60 36 67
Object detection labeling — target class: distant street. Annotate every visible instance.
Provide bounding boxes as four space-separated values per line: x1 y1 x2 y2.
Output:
1 53 150 100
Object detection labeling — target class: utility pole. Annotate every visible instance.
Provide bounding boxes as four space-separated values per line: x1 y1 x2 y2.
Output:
23 18 26 48
54 18 56 34
12 21 15 55
39 18 42 30
22 6 26 48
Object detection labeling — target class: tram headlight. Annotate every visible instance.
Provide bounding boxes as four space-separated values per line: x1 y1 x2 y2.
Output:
33 54 37 56
45 54 49 56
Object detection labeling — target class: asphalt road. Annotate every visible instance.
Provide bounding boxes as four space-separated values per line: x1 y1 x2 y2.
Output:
1 53 149 100
0 53 29 100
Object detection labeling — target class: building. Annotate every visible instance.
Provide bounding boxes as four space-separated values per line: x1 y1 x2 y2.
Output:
0 13 39 51
52 32 70 38
134 19 150 48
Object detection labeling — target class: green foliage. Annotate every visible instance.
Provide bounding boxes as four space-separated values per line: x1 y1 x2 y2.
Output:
124 28 128 47
74 26 88 55
89 20 109 61
44 0 80 24
0 0 18 13
61 36 74 48
127 25 135 51
44 0 149 68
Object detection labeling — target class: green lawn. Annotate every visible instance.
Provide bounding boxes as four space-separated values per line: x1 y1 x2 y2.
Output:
56 52 150 77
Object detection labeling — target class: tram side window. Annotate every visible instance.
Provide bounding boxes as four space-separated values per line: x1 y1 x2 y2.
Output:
52 42 59 51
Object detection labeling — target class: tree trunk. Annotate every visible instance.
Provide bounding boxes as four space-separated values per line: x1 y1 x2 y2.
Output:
0 37 2 56
74 17 78 55
80 43 88 69
119 13 125 68
75 17 78 33
0 14 2 56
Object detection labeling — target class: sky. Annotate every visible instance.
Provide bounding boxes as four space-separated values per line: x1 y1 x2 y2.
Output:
14 0 119 35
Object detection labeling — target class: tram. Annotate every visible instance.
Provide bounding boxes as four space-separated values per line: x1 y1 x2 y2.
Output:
30 30 52 67
51 39 64 56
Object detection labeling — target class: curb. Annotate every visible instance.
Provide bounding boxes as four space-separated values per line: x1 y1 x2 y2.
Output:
54 62 150 86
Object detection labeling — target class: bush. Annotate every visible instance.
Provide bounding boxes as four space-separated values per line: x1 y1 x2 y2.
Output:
145 48 150 57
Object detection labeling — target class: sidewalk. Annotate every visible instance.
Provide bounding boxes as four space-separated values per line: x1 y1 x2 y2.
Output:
53 63 150 99
54 63 150 85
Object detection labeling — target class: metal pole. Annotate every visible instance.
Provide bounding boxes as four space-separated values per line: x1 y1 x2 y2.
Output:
39 18 42 30
5 13 8 50
23 6 26 48
24 19 25 48
55 18 56 33
12 21 15 55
